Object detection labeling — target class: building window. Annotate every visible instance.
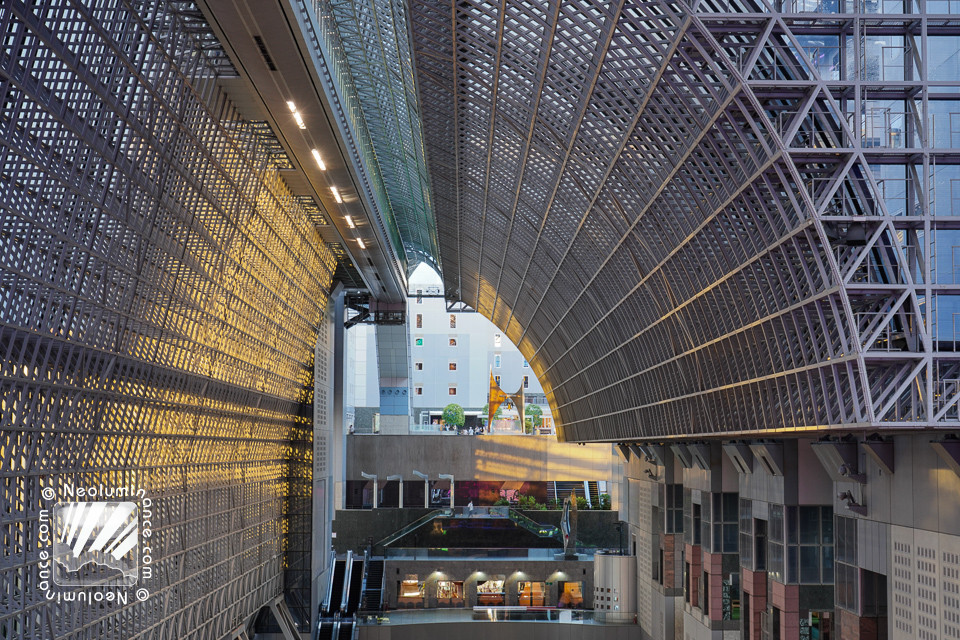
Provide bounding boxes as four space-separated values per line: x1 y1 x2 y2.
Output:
414 386 423 396
494 375 501 386
415 336 423 347
768 504 785 583
415 362 423 371
449 362 457 371
776 505 835 585
836 515 857 611
449 314 456 328
448 387 457 396
416 290 422 303
449 338 457 346
494 333 502 347
416 314 422 328
704 492 739 554
664 484 683 534
522 359 529 368
494 353 502 368
693 503 702 546
523 375 529 389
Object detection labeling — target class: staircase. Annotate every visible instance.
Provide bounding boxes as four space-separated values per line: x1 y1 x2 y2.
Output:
360 559 385 612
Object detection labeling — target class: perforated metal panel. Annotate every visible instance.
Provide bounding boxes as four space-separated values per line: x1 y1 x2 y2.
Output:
410 0 960 440
0 1 335 638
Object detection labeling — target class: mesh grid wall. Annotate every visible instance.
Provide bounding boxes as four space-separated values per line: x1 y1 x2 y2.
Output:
0 1 335 638
410 0 960 440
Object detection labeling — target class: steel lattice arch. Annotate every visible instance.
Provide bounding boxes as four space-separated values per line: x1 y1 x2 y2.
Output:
410 0 960 442
0 1 334 638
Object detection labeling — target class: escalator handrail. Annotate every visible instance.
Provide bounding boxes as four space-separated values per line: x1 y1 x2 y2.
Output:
339 551 354 613
508 508 561 539
357 556 369 612
320 549 337 614
346 558 364 613
374 508 450 548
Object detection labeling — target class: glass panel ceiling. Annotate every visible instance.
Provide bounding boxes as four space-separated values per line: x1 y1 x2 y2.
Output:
316 0 441 273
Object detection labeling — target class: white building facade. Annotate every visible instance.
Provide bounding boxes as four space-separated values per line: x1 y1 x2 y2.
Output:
409 293 546 428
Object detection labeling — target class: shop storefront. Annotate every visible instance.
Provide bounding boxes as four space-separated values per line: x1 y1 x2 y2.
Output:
476 577 505 606
437 580 464 607
518 581 546 606
383 560 594 609
397 574 424 608
557 581 583 608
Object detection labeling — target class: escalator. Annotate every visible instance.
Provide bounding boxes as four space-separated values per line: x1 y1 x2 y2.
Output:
588 481 601 507
375 508 449 548
324 559 347 615
360 559 384 612
549 481 601 506
337 620 354 639
345 558 364 614
317 621 335 640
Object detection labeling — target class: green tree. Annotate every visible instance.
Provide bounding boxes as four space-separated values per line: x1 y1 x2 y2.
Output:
526 404 543 427
481 403 504 420
442 403 465 428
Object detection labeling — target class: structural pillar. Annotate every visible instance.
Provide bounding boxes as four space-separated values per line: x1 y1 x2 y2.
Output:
374 301 411 434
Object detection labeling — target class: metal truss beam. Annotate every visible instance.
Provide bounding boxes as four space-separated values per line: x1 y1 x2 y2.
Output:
408 0 960 440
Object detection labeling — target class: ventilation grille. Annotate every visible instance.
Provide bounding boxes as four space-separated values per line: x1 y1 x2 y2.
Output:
253 35 277 70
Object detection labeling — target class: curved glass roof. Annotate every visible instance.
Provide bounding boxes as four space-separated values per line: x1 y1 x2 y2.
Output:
321 0 441 273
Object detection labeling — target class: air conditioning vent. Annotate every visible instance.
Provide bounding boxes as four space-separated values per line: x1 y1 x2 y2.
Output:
252 36 277 71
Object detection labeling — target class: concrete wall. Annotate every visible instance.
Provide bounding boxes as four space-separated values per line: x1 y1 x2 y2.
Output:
594 553 637 622
347 434 617 482
311 296 338 633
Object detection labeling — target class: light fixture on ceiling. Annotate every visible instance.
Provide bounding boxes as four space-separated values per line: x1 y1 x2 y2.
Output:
311 148 326 171
331 186 343 203
357 238 366 249
345 215 355 228
287 101 306 129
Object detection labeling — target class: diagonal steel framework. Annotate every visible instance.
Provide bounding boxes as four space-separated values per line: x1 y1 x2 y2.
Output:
325 0 441 272
409 0 960 440
0 1 336 637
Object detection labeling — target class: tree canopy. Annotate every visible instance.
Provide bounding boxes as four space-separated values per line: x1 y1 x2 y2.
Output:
442 403 465 427
527 404 543 427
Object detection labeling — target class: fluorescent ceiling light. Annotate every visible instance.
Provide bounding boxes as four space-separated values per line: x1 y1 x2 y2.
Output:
287 101 306 129
357 238 366 249
331 187 343 203
311 149 326 171
345 215 355 228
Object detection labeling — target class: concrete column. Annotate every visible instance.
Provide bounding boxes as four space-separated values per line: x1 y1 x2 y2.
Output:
742 568 767 640
771 581 801 640
374 306 411 434
685 543 702 609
